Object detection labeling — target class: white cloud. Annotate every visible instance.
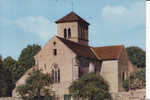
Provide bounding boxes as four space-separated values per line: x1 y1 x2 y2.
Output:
101 1 145 32
15 16 56 40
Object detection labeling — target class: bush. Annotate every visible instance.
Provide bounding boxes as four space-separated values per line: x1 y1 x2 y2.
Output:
69 73 111 100
123 80 129 91
129 69 146 89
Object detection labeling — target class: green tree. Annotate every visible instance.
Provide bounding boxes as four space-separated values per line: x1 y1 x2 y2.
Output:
0 55 8 97
18 44 41 75
2 56 18 96
3 56 19 82
17 69 52 100
126 46 145 68
69 73 111 100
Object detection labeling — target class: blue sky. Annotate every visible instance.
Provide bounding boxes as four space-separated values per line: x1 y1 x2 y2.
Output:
0 0 145 60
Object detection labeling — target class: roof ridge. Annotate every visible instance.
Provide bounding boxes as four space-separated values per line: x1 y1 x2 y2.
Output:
93 45 124 48
55 12 89 25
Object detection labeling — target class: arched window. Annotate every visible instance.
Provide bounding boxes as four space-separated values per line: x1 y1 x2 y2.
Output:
53 49 57 56
58 69 60 82
64 29 67 39
51 64 60 83
52 69 55 82
55 70 58 82
68 28 71 38
122 72 125 81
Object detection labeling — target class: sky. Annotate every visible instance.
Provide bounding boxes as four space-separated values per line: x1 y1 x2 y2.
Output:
0 0 146 60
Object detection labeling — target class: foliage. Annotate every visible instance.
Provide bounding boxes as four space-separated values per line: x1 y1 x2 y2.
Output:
130 69 146 89
18 44 41 75
69 73 111 100
2 56 20 96
0 44 41 97
0 55 8 97
122 80 129 91
126 46 145 68
0 56 16 96
17 69 52 100
3 56 19 83
134 68 145 82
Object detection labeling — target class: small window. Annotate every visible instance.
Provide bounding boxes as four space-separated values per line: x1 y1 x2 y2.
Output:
122 72 125 81
68 28 71 38
53 49 57 56
53 41 56 46
64 29 67 39
79 67 82 78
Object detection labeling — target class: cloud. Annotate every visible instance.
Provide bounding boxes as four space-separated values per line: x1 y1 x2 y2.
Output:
101 1 145 32
15 16 56 40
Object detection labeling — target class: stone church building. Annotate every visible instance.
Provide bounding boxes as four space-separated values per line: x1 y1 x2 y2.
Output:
13 12 132 100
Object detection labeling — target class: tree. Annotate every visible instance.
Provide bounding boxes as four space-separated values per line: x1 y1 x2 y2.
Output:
3 56 19 82
0 55 8 97
17 69 52 100
69 73 111 100
126 46 145 68
18 44 41 75
2 56 18 96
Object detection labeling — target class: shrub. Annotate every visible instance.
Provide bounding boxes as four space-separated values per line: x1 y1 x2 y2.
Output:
123 79 129 91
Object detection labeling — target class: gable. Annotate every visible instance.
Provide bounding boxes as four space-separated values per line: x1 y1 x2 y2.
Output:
34 36 76 63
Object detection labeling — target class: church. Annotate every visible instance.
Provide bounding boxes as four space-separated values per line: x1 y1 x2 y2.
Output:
13 12 132 100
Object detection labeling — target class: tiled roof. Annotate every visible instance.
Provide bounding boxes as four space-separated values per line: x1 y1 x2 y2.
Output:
92 45 124 60
57 36 124 60
56 36 97 59
55 12 89 25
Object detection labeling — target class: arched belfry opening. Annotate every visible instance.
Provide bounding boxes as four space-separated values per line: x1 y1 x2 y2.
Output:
68 28 71 38
64 28 67 39
56 12 90 46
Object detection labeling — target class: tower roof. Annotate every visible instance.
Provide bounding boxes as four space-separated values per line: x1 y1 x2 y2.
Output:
55 12 89 25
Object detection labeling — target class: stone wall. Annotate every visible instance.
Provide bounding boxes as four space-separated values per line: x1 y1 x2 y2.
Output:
112 89 146 100
100 60 119 93
57 22 79 43
34 36 76 100
118 47 129 92
0 97 21 100
57 22 89 46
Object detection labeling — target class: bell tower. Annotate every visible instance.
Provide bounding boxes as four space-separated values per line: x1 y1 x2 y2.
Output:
55 12 89 46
